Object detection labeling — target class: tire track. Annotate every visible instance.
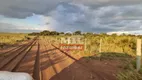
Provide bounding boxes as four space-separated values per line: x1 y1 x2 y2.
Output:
0 43 29 61
0 40 31 55
15 39 38 76
0 38 37 69
33 40 41 80
42 37 74 80
1 40 37 71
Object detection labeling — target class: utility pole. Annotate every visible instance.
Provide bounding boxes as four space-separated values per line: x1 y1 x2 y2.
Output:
136 39 141 71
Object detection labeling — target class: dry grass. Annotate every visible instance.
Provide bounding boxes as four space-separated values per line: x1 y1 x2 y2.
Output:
0 33 32 48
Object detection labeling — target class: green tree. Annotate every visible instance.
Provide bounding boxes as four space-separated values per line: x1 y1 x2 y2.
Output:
50 31 59 35
65 33 72 36
40 30 50 35
60 32 64 35
74 31 81 35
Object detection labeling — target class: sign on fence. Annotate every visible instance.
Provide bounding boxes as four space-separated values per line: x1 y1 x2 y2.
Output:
59 36 85 51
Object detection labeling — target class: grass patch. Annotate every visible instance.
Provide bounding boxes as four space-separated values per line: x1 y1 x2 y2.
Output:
0 33 33 48
99 52 132 59
84 52 132 60
117 70 142 80
117 58 142 80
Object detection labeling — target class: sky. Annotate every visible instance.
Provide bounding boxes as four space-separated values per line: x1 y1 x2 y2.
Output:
0 0 142 34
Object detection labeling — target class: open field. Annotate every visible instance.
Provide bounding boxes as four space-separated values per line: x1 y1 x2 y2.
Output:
0 33 34 49
0 34 142 80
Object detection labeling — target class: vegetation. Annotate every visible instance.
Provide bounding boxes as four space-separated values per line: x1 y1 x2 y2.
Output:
29 30 82 36
73 31 82 35
0 33 31 48
84 33 141 57
30 30 142 57
117 58 142 80
28 30 60 36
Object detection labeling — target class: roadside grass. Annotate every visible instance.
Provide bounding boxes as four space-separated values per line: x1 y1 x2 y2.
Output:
117 57 142 80
84 52 132 60
0 33 32 48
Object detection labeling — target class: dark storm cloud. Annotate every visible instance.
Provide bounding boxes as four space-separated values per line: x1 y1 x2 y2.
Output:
74 0 142 6
0 0 142 33
0 0 72 18
45 3 142 32
0 0 142 18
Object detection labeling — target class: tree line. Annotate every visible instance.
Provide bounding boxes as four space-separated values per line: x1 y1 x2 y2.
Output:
28 30 82 36
28 30 142 38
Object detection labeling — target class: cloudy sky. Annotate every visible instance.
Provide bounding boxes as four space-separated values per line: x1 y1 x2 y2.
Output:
0 0 142 33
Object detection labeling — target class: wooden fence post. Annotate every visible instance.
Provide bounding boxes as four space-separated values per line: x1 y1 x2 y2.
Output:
136 39 141 71
84 38 87 51
99 39 102 53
